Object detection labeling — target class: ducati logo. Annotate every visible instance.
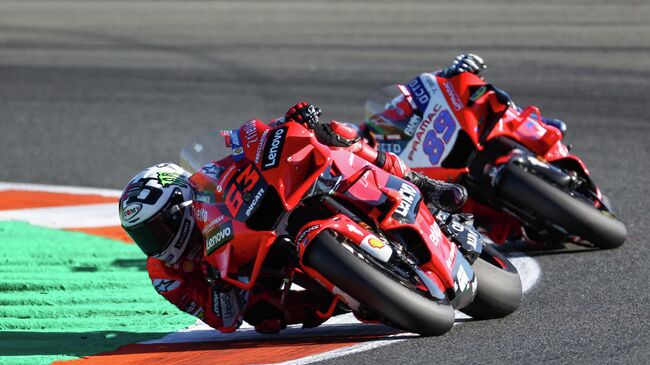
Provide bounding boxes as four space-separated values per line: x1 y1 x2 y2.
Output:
368 237 385 249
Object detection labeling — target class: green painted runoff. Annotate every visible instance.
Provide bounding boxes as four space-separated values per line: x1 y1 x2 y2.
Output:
0 222 196 365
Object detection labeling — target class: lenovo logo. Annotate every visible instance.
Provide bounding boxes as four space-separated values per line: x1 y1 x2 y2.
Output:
261 127 287 170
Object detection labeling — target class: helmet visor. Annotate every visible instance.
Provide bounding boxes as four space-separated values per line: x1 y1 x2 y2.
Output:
123 198 191 256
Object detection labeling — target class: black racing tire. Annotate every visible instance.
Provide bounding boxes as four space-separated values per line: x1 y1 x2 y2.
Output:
303 230 455 336
460 245 522 319
496 163 627 249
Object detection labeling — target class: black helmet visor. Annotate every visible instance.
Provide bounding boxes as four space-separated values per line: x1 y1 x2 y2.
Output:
123 196 192 256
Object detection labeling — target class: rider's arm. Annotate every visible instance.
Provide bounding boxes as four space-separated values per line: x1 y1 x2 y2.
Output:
321 120 411 177
146 257 243 333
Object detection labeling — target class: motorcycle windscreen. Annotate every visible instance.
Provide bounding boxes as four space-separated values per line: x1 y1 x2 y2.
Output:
364 84 414 137
179 129 233 173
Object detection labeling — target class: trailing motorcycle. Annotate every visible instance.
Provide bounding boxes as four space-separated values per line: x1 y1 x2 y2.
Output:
364 72 627 248
179 118 522 336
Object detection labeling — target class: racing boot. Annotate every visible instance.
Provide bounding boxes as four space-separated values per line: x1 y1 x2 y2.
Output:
404 170 468 212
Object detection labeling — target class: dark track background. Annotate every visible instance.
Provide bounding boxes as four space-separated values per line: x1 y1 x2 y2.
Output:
1 1 648 364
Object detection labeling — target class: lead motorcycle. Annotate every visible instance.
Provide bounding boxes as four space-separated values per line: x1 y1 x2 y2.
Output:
364 72 627 249
179 118 522 336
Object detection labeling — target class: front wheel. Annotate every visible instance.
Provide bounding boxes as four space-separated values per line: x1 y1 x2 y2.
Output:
461 244 522 319
496 163 627 249
303 230 455 336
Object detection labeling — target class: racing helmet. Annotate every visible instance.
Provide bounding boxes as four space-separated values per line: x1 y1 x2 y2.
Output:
119 163 198 264
364 84 419 137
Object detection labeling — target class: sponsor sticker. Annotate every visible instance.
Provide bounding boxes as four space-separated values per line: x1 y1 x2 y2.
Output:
297 224 320 247
230 129 244 161
244 187 265 217
205 221 234 255
194 191 216 204
360 234 393 263
367 237 385 249
242 120 259 149
443 81 463 111
183 300 204 318
202 214 225 234
393 183 418 218
121 203 142 221
254 129 269 163
182 260 195 273
408 77 431 108
201 163 224 179
195 207 208 222
446 243 457 269
217 165 237 193
152 279 181 293
377 142 403 154
174 220 192 249
469 85 488 102
408 103 441 161
404 114 422 137
261 127 287 170
428 223 441 246
212 288 243 328
157 172 189 188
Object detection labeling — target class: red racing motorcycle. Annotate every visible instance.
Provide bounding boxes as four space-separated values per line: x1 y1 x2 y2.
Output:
179 118 522 336
364 72 627 249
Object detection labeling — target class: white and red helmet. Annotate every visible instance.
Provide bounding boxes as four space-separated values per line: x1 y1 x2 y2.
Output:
119 163 198 264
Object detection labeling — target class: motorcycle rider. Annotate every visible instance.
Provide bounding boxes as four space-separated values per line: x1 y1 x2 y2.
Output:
363 53 568 140
120 163 330 334
119 104 470 334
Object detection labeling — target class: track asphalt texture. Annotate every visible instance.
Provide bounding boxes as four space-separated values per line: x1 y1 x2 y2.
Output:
0 1 648 364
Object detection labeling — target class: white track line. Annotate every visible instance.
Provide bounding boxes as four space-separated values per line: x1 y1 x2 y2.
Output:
0 203 120 228
0 182 121 228
0 181 122 197
143 248 541 349
277 254 540 365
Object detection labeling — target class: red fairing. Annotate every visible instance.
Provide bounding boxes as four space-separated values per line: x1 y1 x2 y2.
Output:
293 150 460 300
184 117 469 328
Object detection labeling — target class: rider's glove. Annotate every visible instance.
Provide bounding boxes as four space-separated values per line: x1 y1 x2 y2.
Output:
440 53 486 78
404 170 468 212
286 102 322 129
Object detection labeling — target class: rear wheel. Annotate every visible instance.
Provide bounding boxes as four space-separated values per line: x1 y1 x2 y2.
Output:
496 163 627 249
461 244 522 319
303 230 455 336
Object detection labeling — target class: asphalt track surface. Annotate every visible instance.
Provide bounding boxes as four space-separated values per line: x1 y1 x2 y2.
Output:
1 1 648 364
